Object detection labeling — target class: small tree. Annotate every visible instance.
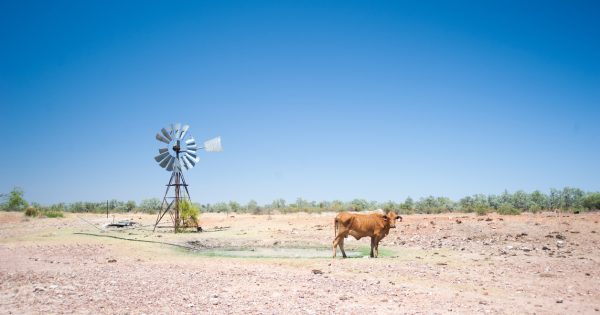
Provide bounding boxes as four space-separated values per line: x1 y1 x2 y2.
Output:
229 201 241 213
179 200 200 231
7 187 28 211
125 200 136 212
583 193 600 210
246 200 258 214
139 198 161 213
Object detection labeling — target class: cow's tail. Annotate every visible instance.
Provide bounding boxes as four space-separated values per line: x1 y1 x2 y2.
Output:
334 217 338 238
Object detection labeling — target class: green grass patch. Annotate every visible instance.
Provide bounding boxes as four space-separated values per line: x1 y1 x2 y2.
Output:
43 210 64 218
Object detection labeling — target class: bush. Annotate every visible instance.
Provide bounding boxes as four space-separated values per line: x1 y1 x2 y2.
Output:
583 193 600 210
24 207 39 217
6 187 28 211
139 198 161 214
179 200 199 230
529 204 541 214
474 204 488 216
43 210 64 218
497 203 521 215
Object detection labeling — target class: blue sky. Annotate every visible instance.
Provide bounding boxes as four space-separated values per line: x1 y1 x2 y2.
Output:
1 1 599 205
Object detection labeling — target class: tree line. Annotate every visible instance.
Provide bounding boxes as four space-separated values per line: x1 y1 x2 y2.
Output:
2 186 599 215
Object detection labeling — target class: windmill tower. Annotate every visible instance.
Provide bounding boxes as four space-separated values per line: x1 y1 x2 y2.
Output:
153 123 222 232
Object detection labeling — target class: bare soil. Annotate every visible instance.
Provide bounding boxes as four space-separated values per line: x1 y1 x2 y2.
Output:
1 211 599 314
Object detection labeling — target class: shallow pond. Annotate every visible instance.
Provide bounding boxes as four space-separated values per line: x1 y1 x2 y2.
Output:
194 247 364 258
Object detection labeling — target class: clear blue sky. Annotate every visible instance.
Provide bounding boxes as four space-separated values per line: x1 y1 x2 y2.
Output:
1 1 599 205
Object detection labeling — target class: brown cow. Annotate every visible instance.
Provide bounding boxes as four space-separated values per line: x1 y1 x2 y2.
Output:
333 211 402 258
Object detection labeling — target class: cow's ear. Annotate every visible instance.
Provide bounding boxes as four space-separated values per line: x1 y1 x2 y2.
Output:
383 216 389 222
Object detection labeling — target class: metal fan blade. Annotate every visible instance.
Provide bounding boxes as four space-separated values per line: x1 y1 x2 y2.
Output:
159 148 168 154
181 156 191 170
156 133 169 144
204 136 222 152
186 149 197 155
174 123 181 138
161 128 172 141
166 157 175 171
170 124 177 138
160 156 173 168
185 138 195 145
184 155 196 167
179 125 189 139
154 151 170 163
186 145 198 150
186 151 197 160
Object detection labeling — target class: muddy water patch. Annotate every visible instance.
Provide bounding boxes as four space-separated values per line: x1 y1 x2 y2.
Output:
186 245 363 258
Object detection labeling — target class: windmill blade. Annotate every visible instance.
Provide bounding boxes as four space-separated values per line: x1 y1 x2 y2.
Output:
166 157 176 171
183 154 196 167
186 138 195 145
174 123 181 138
204 136 222 152
160 156 173 168
156 133 169 144
161 128 172 141
154 151 170 163
159 148 168 154
180 156 191 170
179 125 189 140
186 145 198 150
170 124 177 138
186 151 198 160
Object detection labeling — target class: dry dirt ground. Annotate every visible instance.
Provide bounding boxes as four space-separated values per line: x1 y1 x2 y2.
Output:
1 211 599 314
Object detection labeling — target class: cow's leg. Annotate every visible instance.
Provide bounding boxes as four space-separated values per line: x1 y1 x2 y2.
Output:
339 237 347 258
370 237 375 258
374 239 380 258
332 235 340 258
333 234 347 258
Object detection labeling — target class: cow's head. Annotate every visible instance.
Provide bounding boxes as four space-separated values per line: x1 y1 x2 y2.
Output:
383 211 403 228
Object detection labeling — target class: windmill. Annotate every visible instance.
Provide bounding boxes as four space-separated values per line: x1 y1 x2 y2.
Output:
153 123 222 232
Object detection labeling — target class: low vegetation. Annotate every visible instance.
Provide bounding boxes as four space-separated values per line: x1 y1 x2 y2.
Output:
1 186 599 216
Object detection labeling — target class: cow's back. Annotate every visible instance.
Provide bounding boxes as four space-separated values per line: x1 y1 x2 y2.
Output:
336 212 385 237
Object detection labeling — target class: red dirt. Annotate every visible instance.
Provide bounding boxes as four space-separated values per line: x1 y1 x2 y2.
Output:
1 211 599 314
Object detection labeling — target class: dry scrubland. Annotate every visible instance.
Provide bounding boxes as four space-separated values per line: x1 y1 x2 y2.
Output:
1 211 599 314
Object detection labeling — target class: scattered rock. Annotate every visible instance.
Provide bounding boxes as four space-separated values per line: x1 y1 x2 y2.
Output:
542 246 551 251
556 299 563 303
312 269 323 275
485 218 492 222
107 259 117 263
209 297 219 305
455 219 462 224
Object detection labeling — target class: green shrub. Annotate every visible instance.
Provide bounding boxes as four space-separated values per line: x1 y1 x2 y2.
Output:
24 207 39 217
179 200 199 230
474 205 488 216
529 204 541 214
497 203 521 215
583 193 600 210
43 210 64 218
